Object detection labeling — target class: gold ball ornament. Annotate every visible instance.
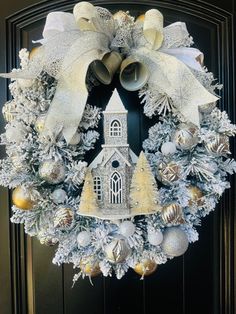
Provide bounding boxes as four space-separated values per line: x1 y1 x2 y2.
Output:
161 227 189 257
39 159 66 184
173 123 199 150
135 14 145 23
134 259 157 276
35 114 47 133
29 46 41 60
105 235 131 264
205 134 230 155
80 258 101 277
187 185 204 206
161 203 185 225
157 161 181 185
53 207 74 229
12 186 35 210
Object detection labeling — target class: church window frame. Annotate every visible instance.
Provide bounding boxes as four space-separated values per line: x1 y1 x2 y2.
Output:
93 176 102 201
109 119 122 137
109 171 122 204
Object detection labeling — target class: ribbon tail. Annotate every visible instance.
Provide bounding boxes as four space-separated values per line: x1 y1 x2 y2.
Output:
159 47 204 71
134 48 218 127
44 49 107 144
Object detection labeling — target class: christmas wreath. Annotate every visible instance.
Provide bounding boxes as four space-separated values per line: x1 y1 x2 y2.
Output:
0 2 236 282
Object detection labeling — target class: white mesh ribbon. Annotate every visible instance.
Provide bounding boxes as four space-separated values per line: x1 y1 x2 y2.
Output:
134 47 218 126
0 2 219 142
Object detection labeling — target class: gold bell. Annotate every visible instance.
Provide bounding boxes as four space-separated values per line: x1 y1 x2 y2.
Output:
91 51 123 85
119 57 149 91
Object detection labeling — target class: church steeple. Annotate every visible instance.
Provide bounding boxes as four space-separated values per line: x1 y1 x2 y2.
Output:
103 89 128 146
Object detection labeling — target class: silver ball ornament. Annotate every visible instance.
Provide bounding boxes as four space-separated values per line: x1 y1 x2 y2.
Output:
148 230 163 246
119 221 135 237
161 227 189 257
77 231 91 247
161 142 177 155
105 235 131 264
173 123 199 150
39 160 66 184
51 188 67 204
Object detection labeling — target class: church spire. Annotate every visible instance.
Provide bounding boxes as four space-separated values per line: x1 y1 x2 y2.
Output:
104 89 127 113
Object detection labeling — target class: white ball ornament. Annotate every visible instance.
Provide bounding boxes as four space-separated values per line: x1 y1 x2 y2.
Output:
51 188 67 204
148 230 163 246
161 227 189 257
161 142 177 155
119 220 135 237
17 78 34 89
77 231 91 247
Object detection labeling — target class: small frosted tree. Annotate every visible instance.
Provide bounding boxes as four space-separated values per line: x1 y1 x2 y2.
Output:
79 169 98 217
130 151 160 215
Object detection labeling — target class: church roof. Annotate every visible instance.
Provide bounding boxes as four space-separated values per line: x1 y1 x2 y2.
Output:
104 89 127 113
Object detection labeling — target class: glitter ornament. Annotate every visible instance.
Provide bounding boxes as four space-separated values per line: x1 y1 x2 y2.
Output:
38 232 58 246
12 186 35 210
205 134 230 155
161 203 185 225
53 207 74 229
105 235 131 264
5 123 27 143
173 123 199 150
119 221 135 237
69 132 81 145
80 258 101 277
35 114 47 133
77 231 91 247
2 101 17 122
161 227 189 257
134 259 157 276
148 229 163 246
51 188 67 204
39 160 66 184
187 185 204 206
161 141 177 155
17 78 34 89
157 161 181 184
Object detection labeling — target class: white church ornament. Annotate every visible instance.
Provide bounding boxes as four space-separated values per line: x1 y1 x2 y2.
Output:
0 2 235 283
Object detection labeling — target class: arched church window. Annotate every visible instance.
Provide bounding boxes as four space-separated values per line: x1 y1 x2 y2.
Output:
109 172 122 204
110 120 122 137
94 176 102 201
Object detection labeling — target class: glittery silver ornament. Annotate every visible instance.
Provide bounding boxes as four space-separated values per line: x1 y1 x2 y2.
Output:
105 235 131 264
77 231 91 247
53 207 74 229
161 227 189 257
35 114 47 133
51 188 67 204
157 161 181 184
39 160 66 184
5 123 27 143
161 203 185 225
119 221 135 237
147 229 163 246
173 123 199 150
205 134 230 155
2 101 17 122
161 142 177 155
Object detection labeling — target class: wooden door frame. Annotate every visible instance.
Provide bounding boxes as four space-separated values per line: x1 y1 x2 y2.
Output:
0 1 235 313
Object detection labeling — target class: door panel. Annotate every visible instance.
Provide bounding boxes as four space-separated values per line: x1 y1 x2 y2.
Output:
0 1 235 314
